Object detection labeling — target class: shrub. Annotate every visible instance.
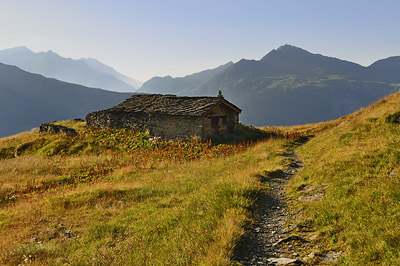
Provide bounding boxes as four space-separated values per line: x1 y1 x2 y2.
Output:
385 111 400 124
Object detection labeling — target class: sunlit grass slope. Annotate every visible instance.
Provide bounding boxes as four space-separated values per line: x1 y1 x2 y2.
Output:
0 121 287 265
288 92 400 265
5 89 400 265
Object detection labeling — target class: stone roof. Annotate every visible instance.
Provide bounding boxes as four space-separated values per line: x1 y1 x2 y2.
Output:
105 94 241 116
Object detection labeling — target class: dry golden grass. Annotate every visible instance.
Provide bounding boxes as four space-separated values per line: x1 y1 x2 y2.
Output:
4 92 400 265
0 121 288 265
260 117 342 137
287 92 400 265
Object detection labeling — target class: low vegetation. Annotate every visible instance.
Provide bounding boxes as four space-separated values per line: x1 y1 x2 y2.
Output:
287 92 400 265
0 121 292 265
3 91 400 265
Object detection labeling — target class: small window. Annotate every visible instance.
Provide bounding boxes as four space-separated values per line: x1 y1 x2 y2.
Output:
222 116 227 124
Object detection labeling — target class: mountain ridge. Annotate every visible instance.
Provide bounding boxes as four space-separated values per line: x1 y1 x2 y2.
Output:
0 62 132 137
0 46 142 92
153 44 400 126
2 44 400 134
138 61 233 94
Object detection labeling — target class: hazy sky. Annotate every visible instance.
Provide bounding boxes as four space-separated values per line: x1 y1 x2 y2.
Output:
1 0 399 82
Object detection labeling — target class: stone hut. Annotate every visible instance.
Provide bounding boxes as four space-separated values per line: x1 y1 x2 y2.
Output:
86 92 241 139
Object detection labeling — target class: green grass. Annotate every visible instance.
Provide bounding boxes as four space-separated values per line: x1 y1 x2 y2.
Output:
288 92 400 265
5 91 400 265
0 121 288 265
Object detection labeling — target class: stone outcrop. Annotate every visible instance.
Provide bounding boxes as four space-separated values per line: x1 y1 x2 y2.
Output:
39 123 77 135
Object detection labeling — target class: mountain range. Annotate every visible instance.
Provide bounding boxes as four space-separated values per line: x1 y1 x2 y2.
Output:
139 45 400 126
0 62 131 138
0 46 142 92
138 61 233 94
1 44 400 138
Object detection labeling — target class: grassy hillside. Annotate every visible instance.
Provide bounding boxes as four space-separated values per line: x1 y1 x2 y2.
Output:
0 122 290 265
2 91 400 265
287 92 400 265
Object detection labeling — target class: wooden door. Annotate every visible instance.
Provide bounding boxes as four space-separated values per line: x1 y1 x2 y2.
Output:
211 117 219 135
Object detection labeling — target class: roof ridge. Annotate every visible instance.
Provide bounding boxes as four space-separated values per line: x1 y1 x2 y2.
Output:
103 93 239 116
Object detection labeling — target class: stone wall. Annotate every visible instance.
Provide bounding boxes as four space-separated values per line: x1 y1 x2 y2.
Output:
86 105 239 140
202 104 239 139
86 111 150 131
39 123 77 135
87 111 205 139
149 114 204 139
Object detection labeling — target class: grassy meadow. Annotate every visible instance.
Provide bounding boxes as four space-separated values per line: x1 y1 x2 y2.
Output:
3 91 400 265
0 122 290 265
287 92 400 265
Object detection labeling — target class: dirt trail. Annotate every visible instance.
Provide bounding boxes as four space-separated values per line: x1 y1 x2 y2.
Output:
232 150 304 265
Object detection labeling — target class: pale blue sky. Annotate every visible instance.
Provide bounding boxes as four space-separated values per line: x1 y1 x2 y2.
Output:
1 0 399 81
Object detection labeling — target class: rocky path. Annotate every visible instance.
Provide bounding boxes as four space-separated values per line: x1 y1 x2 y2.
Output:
232 150 304 266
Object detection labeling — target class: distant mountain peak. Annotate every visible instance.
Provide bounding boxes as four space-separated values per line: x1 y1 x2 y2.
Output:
43 50 63 57
0 46 33 55
0 46 142 91
277 44 303 50
13 46 31 52
261 44 311 61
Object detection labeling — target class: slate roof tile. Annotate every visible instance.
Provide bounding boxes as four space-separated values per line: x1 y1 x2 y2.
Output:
106 94 240 116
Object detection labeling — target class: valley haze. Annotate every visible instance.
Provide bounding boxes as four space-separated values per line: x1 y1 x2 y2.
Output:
0 46 142 92
1 44 400 138
1 1 400 265
1 1 399 82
